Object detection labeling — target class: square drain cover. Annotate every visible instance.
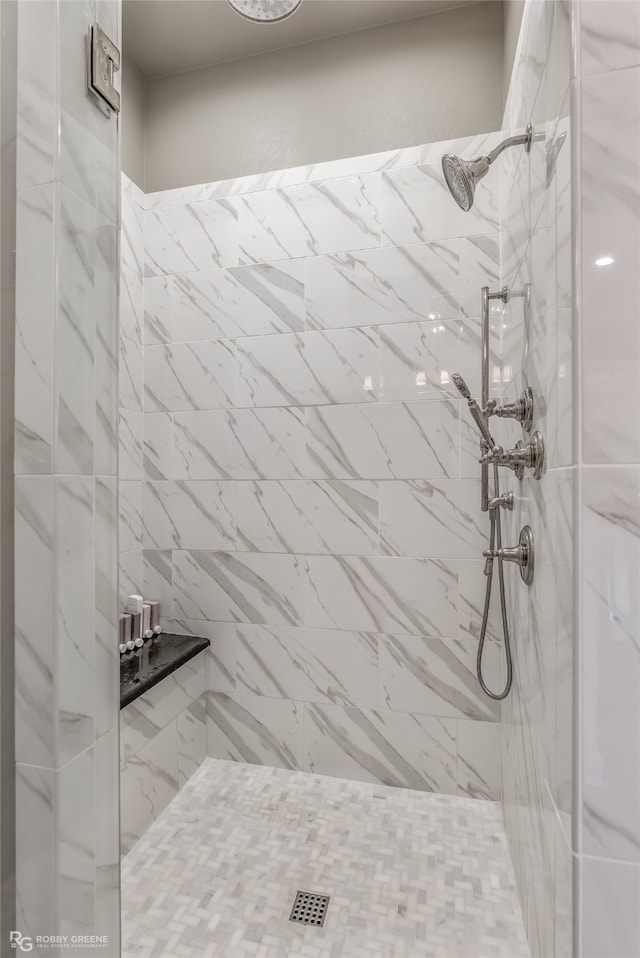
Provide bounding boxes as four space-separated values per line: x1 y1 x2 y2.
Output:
289 890 330 927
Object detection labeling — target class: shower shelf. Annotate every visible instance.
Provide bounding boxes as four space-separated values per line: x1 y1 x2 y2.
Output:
120 633 210 709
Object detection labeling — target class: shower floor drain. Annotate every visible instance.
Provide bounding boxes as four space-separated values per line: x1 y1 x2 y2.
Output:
289 890 330 927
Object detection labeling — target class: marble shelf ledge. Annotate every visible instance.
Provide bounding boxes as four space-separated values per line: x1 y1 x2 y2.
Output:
120 633 210 709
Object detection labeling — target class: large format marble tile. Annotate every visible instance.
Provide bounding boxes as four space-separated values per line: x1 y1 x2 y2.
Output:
121 176 144 276
144 275 173 345
119 409 143 481
16 0 56 191
174 551 304 626
173 407 306 480
119 480 143 554
120 263 143 345
581 858 640 958
581 66 640 464
172 261 305 342
122 656 205 761
15 184 55 475
379 479 485 559
382 162 500 248
55 185 97 475
94 477 119 742
56 477 95 768
305 555 457 637
379 319 487 403
304 703 457 793
237 328 378 407
15 764 56 944
238 174 381 264
119 336 144 413
144 340 236 413
143 412 173 480
236 479 378 555
143 549 173 611
305 241 460 330
236 625 378 708
15 478 55 768
145 199 238 276
162 619 238 694
143 480 236 551
379 634 499 722
306 400 460 480
120 721 179 855
58 748 95 935
177 694 207 786
579 0 640 77
456 719 501 801
206 692 303 769
581 466 640 864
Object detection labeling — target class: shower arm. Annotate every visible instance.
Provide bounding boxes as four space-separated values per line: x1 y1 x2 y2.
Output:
486 125 533 165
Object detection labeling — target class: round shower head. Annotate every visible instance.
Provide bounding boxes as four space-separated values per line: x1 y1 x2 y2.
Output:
442 154 475 212
225 0 303 23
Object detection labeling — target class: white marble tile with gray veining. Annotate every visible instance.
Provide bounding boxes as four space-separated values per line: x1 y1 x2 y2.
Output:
238 174 381 264
143 480 236 551
120 721 179 855
206 692 303 770
119 480 143 554
459 233 501 318
16 0 56 191
95 214 119 477
143 550 173 611
236 479 378 555
120 263 143 345
55 185 96 475
144 275 173 345
236 624 378 708
57 748 95 935
119 549 143 612
379 319 490 402
144 340 236 413
15 478 55 768
144 199 238 277
56 477 95 767
16 764 56 943
15 183 55 475
579 0 640 76
177 694 207 786
121 175 144 275
143 412 173 480
305 241 460 330
204 145 419 199
306 401 460 480
174 550 304 626
382 163 500 248
122 656 205 761
94 477 118 742
456 720 501 801
304 703 457 793
119 409 143 481
144 184 206 210
172 261 305 342
379 479 486 559
237 328 378 408
305 555 457 637
119 336 144 413
379 634 499 723
173 407 306 480
161 618 238 693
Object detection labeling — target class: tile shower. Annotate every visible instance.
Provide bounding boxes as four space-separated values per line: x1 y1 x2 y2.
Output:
118 131 513 846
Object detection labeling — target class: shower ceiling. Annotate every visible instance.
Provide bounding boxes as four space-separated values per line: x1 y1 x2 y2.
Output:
123 0 486 78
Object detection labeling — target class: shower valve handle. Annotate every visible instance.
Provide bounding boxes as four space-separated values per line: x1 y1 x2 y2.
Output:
483 526 535 586
479 431 545 480
485 387 534 432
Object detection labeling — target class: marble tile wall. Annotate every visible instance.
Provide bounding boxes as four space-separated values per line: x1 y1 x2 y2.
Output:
14 1 121 954
573 3 640 957
119 656 206 854
134 136 510 802
498 2 573 956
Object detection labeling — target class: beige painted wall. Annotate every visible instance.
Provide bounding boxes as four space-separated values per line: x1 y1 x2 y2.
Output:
142 1 504 191
502 0 526 104
121 57 146 189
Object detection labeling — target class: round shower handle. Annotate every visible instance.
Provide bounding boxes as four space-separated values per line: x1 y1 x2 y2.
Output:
483 525 535 586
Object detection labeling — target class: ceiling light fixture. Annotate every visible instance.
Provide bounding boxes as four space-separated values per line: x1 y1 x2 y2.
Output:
225 0 303 23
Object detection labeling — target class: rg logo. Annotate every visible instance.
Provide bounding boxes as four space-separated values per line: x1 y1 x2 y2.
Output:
10 932 33 952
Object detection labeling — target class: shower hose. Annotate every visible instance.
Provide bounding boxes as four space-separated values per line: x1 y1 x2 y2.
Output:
477 461 513 700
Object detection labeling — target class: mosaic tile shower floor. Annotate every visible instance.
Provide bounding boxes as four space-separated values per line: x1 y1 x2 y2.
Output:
121 759 529 958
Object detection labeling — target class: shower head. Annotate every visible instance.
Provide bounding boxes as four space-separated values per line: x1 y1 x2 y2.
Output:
442 155 489 212
442 124 534 211
451 372 471 400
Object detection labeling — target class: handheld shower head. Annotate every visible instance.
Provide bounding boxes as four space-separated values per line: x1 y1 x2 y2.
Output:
442 125 534 211
451 372 471 400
